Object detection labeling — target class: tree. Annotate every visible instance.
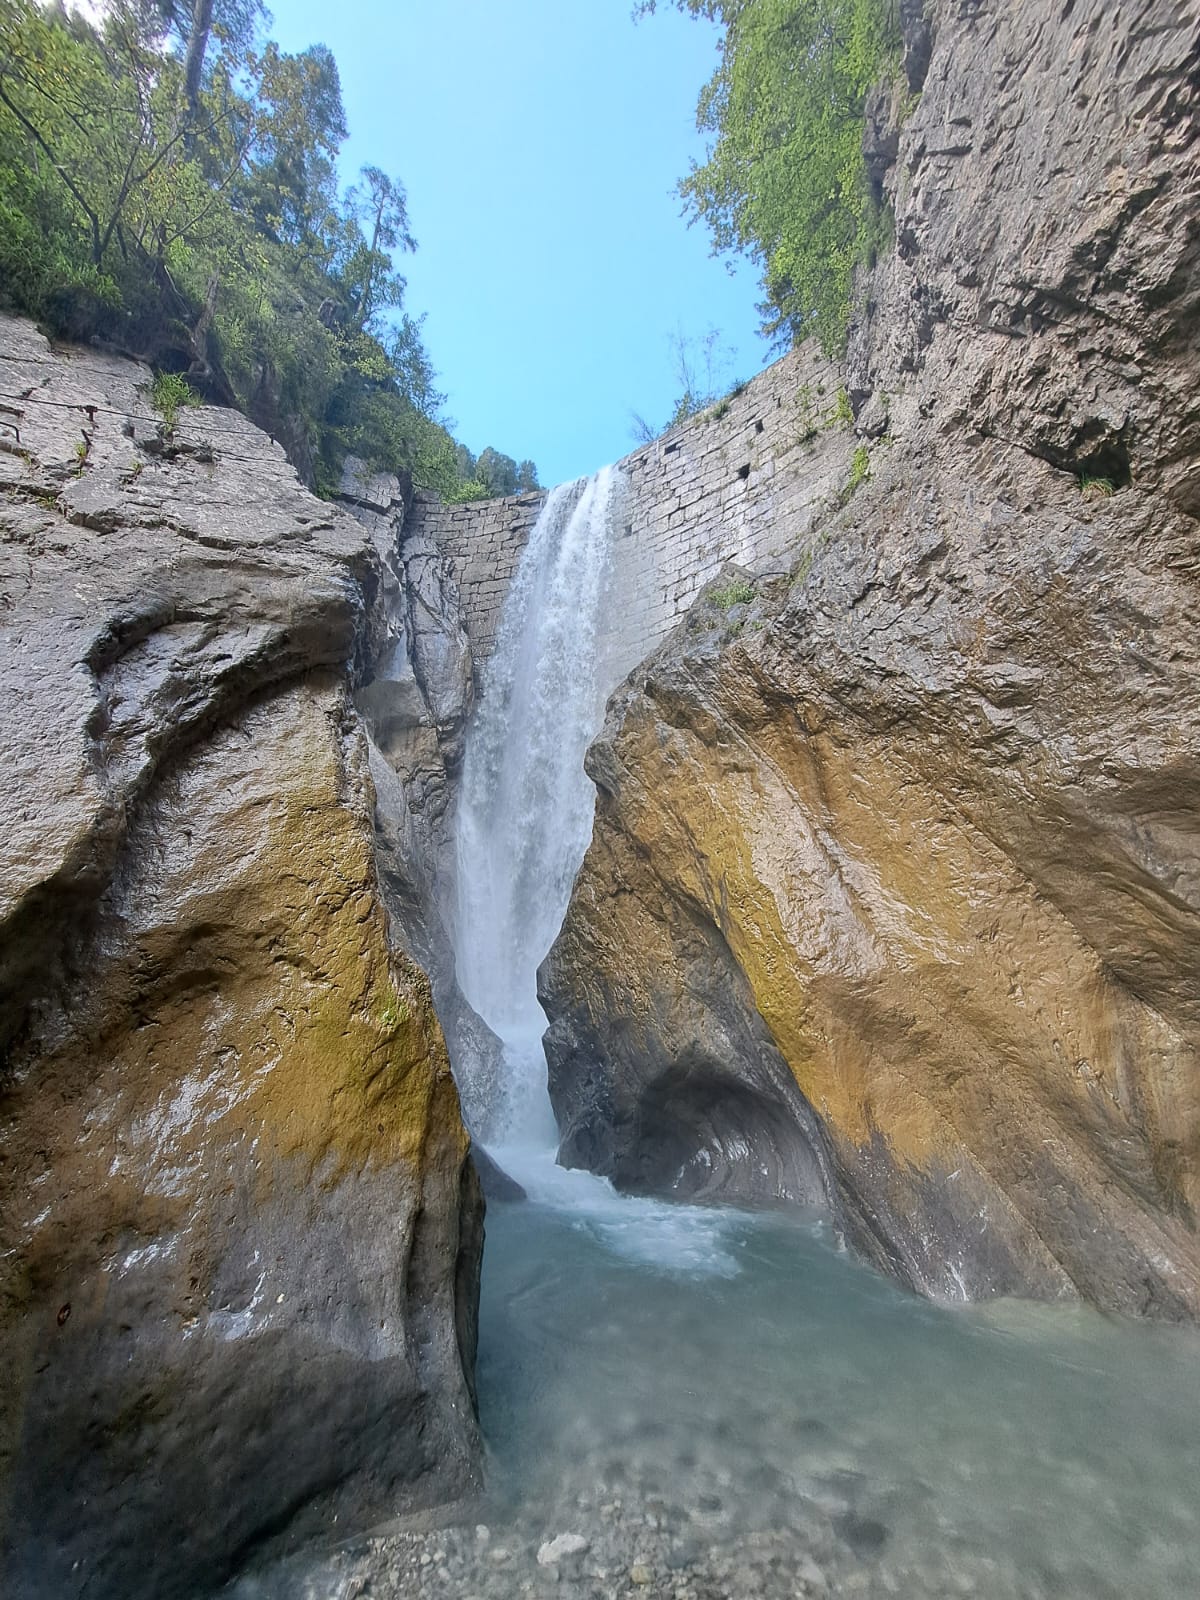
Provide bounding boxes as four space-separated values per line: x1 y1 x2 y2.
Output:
0 0 540 498
151 0 266 103
643 0 901 352
249 42 347 256
516 459 540 492
340 164 414 332
475 446 519 498
182 0 213 115
387 313 446 418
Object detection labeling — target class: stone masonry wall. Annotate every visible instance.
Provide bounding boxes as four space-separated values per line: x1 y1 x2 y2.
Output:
406 490 546 661
407 343 860 673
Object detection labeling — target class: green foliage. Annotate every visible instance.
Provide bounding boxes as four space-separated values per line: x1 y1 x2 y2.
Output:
1078 474 1115 497
795 380 852 442
437 447 541 503
709 577 755 608
444 478 492 504
645 0 902 353
151 370 201 429
0 0 531 495
475 446 519 498
839 442 871 503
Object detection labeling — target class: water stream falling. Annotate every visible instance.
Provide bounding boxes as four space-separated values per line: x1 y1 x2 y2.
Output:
448 466 740 1270
453 468 619 1148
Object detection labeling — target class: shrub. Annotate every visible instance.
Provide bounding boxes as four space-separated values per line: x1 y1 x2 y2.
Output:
710 578 755 608
150 372 201 431
1078 475 1115 497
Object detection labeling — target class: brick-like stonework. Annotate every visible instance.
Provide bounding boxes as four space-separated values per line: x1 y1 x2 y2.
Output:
405 489 546 661
408 343 858 673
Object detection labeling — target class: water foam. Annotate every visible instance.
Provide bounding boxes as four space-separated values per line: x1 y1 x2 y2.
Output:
453 468 619 1142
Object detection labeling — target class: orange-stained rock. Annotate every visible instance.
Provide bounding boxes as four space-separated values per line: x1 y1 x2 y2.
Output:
0 319 481 1599
541 0 1200 1320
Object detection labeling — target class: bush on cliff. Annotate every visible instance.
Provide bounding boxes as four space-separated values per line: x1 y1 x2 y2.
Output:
643 0 902 353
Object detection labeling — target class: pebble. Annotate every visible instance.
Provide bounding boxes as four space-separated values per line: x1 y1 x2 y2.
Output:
796 1554 827 1592
536 1533 590 1566
227 1429 1105 1600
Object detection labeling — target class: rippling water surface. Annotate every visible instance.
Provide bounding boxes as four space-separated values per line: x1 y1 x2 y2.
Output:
239 1185 1200 1599
470 1188 1200 1599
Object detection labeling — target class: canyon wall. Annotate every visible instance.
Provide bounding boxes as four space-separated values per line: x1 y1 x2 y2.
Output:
0 321 483 1598
540 0 1200 1318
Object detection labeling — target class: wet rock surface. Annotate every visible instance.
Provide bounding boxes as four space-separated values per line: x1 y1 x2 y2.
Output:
542 0 1200 1316
338 456 508 1146
0 319 482 1598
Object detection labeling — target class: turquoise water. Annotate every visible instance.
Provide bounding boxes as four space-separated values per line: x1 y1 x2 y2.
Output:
233 1160 1200 1600
468 1187 1200 1599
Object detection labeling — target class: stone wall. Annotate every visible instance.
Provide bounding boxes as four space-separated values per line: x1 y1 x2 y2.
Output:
406 490 546 661
607 343 855 676
408 343 858 672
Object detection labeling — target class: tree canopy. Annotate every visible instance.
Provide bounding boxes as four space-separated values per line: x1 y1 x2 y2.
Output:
646 0 901 352
0 0 536 496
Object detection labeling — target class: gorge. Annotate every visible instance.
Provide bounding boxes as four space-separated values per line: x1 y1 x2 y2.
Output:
2 0 1200 1597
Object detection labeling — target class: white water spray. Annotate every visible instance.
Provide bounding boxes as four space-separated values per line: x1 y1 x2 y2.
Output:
453 468 621 1146
450 464 740 1274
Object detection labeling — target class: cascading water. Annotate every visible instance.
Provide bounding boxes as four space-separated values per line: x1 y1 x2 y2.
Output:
452 468 621 1150
449 466 740 1270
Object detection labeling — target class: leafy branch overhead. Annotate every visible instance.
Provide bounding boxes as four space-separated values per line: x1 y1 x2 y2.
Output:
643 0 901 353
0 0 538 496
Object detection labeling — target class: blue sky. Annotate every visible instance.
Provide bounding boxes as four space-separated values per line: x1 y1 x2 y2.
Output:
268 0 769 486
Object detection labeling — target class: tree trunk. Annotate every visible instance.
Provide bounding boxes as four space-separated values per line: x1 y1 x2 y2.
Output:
183 0 214 116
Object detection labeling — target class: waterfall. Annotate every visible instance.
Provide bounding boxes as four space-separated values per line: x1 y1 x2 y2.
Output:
448 465 741 1273
452 467 622 1150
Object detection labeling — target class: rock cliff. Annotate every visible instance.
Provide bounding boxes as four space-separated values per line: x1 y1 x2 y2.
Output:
541 0 1200 1317
0 319 482 1597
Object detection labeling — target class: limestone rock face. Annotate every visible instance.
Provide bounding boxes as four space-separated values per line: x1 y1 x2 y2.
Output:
337 465 507 1141
0 320 481 1597
542 0 1200 1317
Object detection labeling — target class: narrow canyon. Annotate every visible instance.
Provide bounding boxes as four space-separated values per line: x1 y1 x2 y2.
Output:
2 2 1199 1597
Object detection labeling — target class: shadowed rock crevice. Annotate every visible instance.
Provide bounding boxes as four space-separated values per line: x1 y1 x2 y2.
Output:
612 1053 830 1207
